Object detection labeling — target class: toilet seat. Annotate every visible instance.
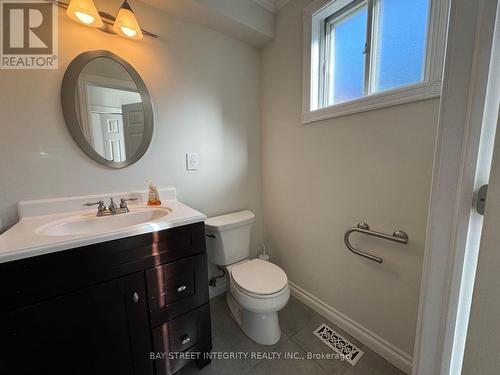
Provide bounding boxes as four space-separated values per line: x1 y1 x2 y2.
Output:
232 279 289 300
231 258 287 296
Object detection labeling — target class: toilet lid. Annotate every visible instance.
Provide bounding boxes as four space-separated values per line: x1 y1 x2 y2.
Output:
231 259 287 295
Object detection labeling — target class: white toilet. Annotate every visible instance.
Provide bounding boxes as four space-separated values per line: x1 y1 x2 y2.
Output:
205 210 290 345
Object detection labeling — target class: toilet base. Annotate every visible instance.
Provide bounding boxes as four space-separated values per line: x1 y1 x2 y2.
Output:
226 293 281 345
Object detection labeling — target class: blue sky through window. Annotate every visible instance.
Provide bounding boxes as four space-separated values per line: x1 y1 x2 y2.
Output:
330 5 367 104
373 0 430 92
326 0 430 105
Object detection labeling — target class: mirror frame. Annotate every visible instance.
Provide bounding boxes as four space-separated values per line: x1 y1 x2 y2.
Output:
61 50 154 169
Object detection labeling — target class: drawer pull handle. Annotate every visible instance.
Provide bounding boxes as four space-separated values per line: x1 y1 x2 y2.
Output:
177 285 187 293
181 335 190 345
206 234 216 238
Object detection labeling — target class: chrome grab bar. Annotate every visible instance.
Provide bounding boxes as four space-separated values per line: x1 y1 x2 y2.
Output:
344 222 408 264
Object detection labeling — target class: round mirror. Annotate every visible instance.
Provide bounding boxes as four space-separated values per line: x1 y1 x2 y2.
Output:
61 50 153 168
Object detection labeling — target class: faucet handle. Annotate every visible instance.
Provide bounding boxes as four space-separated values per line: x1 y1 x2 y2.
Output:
120 197 138 203
83 200 105 208
83 200 107 215
120 197 138 210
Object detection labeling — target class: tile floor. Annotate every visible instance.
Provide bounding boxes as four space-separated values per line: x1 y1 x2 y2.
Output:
180 294 406 375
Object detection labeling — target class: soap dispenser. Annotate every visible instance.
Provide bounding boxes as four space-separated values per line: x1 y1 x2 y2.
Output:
147 184 161 206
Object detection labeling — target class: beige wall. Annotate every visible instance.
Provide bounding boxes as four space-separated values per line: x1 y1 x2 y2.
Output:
260 0 439 357
0 0 263 259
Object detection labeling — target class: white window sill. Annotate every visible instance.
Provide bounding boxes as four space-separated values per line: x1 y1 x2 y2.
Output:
302 81 441 124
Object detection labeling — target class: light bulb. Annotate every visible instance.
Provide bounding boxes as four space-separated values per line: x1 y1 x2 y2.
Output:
120 26 137 37
74 11 94 24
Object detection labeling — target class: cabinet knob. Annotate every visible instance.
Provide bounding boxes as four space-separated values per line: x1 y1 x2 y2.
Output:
181 335 190 345
177 285 187 293
132 292 139 303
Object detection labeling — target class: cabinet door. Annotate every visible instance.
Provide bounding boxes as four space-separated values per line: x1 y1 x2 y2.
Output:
0 272 153 375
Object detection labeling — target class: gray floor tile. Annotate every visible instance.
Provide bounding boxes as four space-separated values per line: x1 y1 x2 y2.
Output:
342 349 405 375
182 293 405 375
278 296 318 337
180 356 250 375
290 315 352 374
249 338 329 375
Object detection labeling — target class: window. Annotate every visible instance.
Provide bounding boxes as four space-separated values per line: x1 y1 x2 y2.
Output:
303 0 448 123
324 2 368 105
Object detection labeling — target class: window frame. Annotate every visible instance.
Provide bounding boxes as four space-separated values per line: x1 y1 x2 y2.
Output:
302 0 449 124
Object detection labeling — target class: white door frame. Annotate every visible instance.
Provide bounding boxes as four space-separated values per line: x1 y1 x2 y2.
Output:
412 0 499 374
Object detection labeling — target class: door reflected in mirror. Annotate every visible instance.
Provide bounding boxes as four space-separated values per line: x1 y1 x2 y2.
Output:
62 50 153 169
77 58 145 162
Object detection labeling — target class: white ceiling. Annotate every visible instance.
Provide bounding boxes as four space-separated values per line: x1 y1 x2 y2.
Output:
139 0 278 46
252 0 291 13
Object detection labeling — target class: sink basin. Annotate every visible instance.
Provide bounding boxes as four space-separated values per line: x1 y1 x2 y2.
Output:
36 207 172 237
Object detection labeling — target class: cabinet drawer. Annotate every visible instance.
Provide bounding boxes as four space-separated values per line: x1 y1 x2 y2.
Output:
146 253 209 325
152 223 206 264
152 303 212 375
161 309 199 353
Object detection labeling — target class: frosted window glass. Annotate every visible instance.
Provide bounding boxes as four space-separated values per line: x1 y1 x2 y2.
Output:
372 0 430 92
328 5 367 105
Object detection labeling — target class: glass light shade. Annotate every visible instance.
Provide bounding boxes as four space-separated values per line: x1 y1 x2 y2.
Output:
66 0 103 27
113 1 143 40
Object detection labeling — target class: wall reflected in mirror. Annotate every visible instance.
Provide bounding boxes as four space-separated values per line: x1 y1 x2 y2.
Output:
76 57 145 162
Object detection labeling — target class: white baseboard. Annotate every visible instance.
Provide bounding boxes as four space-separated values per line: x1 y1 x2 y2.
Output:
288 281 413 374
209 279 227 299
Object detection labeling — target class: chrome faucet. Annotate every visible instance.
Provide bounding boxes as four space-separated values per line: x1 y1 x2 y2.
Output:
84 197 137 217
83 200 107 216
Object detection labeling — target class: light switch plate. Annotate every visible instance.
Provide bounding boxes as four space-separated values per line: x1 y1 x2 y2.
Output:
186 153 199 170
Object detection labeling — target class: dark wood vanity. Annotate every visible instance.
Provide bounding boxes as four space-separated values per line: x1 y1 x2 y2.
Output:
0 222 212 375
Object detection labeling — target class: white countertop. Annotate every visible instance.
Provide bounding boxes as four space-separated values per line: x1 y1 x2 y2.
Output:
0 189 206 264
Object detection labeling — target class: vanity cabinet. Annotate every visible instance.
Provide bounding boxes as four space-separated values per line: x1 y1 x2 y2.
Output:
0 272 152 375
0 222 211 375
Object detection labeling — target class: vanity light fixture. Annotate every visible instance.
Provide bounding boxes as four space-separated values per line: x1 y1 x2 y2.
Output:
66 0 103 27
113 0 143 40
55 0 157 39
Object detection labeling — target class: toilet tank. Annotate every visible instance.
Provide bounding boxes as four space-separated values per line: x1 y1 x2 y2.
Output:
205 210 255 266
